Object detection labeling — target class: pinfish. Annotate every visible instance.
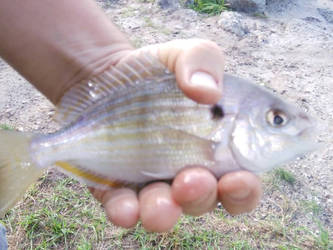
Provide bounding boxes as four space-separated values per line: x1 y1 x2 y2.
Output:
0 53 317 217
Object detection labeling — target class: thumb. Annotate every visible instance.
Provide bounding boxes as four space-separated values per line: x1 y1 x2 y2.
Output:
155 39 225 104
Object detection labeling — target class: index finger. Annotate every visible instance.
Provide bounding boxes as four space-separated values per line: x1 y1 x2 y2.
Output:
157 39 224 104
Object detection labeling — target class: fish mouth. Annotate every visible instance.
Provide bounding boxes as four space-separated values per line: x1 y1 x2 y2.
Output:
297 114 319 138
298 126 316 137
297 119 323 152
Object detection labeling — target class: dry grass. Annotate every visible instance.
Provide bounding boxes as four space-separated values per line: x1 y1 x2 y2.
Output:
1 168 331 250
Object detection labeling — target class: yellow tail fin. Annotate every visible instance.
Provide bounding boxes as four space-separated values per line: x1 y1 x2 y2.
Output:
0 130 43 218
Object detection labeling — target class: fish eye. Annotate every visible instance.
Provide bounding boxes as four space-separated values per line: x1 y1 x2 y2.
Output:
266 109 288 127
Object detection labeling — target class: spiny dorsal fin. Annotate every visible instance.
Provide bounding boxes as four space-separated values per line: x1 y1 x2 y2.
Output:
55 52 171 126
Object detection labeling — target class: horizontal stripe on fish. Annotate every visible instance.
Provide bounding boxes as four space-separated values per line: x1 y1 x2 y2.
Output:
37 106 214 148
40 128 214 151
42 96 216 149
83 87 185 123
32 127 216 176
97 108 212 130
35 115 217 156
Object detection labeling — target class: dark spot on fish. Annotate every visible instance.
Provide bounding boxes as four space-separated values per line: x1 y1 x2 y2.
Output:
211 105 224 120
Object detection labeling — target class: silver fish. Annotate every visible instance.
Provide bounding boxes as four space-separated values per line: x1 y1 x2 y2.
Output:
0 53 317 217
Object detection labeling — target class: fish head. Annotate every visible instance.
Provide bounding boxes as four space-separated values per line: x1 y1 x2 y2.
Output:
228 86 318 173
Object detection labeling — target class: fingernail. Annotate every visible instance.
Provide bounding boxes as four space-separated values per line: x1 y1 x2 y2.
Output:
190 71 218 90
228 189 250 201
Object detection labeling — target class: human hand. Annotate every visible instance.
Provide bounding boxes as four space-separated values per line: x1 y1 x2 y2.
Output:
89 39 262 232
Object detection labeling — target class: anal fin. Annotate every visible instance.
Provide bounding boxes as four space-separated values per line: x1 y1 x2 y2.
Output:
55 161 123 189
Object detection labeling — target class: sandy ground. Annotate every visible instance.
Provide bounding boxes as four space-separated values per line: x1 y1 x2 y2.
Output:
0 0 332 244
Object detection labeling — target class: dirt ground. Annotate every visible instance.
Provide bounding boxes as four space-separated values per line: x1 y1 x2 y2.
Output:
0 0 332 248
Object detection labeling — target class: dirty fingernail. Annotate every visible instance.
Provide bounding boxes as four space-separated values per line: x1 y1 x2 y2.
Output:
190 71 218 89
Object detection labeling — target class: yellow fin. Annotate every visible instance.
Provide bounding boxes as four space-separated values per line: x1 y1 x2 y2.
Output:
55 161 123 189
55 52 170 126
0 131 43 218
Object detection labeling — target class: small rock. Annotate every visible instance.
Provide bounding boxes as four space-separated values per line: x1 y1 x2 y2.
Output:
265 0 296 14
226 0 265 13
218 11 249 37
157 0 180 9
317 8 333 24
171 8 197 20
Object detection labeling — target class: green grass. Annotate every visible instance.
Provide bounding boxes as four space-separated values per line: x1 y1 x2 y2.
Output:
21 208 77 246
315 222 333 249
77 240 93 250
2 171 332 249
0 124 14 130
301 200 322 216
127 221 225 249
274 168 296 185
191 0 228 15
230 240 253 250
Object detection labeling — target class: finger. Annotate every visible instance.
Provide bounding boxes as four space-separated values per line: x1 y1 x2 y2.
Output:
171 167 218 216
139 182 182 232
156 39 225 104
218 171 262 215
89 187 139 228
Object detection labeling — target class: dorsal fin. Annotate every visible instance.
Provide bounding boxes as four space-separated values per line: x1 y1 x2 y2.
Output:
55 52 170 126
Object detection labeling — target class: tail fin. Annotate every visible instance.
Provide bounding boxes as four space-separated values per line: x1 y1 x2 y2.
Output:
0 130 43 218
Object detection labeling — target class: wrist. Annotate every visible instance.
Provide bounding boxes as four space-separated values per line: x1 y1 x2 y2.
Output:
0 0 134 104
